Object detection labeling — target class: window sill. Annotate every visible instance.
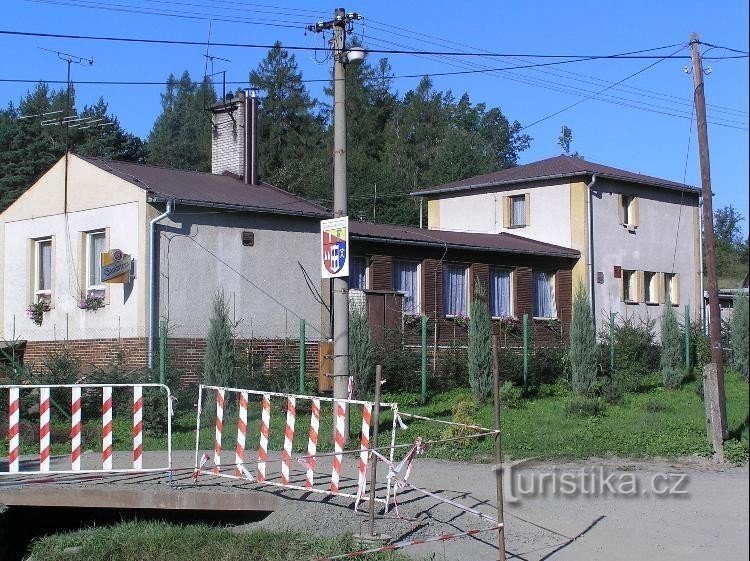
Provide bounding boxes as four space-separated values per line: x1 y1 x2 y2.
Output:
624 300 639 305
645 301 660 306
508 224 526 229
533 316 558 321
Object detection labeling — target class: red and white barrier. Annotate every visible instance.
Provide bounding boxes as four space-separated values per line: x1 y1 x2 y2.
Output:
257 394 270 482
2 384 172 476
213 389 225 475
8 388 19 473
234 391 248 478
39 388 50 472
305 398 320 489
194 385 398 506
71 387 82 471
102 386 113 471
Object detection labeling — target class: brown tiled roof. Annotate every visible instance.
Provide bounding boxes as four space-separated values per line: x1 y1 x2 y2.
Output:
80 156 330 218
349 221 579 258
411 155 698 196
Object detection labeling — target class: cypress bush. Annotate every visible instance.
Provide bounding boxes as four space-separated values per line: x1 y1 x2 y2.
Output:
468 278 493 401
202 290 235 387
569 281 597 396
731 293 749 381
349 306 374 398
660 297 683 389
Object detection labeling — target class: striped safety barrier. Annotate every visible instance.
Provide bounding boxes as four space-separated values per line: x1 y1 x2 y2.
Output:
2 384 172 476
193 385 399 506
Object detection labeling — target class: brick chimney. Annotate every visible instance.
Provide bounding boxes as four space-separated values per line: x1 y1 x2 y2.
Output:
210 90 258 184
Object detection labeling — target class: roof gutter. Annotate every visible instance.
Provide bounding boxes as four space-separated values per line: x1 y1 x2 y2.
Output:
350 234 579 259
146 195 329 219
148 199 174 370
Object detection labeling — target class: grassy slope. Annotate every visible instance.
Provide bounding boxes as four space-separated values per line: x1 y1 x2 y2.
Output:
29 522 407 561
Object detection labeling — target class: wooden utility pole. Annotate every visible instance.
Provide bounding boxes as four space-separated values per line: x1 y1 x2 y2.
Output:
492 335 507 560
690 33 728 455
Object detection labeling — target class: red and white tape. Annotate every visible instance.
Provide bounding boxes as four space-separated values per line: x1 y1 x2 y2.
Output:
305 398 320 489
280 397 296 485
102 386 113 470
71 386 82 471
133 385 143 470
257 394 271 482
316 524 503 561
213 389 225 475
234 391 248 478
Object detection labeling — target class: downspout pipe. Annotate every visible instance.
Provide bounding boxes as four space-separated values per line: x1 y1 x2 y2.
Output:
586 174 597 330
148 199 174 370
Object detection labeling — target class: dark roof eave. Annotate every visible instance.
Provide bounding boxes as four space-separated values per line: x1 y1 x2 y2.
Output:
410 172 699 197
147 194 330 219
350 233 579 259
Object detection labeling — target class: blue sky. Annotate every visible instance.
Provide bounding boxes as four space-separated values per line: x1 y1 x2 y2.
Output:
2 0 748 234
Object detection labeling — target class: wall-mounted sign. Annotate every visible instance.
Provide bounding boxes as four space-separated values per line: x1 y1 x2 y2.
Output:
101 249 132 283
321 216 349 279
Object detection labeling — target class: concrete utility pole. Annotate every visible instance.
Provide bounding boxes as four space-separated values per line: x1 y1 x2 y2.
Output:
308 8 364 442
689 33 728 455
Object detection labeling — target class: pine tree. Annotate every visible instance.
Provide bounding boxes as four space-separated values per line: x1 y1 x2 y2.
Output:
203 290 235 387
468 278 493 401
731 293 749 381
569 281 597 396
660 297 683 389
349 306 373 398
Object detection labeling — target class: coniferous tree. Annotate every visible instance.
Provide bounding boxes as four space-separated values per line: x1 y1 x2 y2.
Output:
203 290 235 388
349 306 374 398
468 278 493 401
569 282 597 396
660 297 683 389
731 293 749 381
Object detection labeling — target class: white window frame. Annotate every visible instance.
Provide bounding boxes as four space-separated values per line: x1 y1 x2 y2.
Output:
34 238 53 305
509 195 526 227
393 259 420 316
489 267 513 319
533 270 557 319
86 230 107 299
443 263 470 318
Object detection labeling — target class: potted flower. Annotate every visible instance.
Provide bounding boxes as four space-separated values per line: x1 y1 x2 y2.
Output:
79 292 105 312
403 314 421 328
452 313 469 328
27 301 51 326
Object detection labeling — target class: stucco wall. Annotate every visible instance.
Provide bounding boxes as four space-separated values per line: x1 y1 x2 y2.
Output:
157 209 323 340
429 180 572 247
591 179 700 332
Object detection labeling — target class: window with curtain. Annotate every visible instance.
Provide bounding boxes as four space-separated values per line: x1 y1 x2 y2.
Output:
510 195 526 227
443 264 468 316
622 269 636 302
87 231 106 292
490 268 512 317
349 256 367 290
533 271 556 318
35 238 52 304
644 271 658 304
393 260 419 315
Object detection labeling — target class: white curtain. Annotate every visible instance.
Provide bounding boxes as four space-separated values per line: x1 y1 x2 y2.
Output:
533 271 556 318
393 261 418 314
39 240 52 291
512 196 525 226
349 256 367 290
490 269 511 317
443 264 467 316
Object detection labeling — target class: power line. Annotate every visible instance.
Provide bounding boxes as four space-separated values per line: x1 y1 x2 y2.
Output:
1 29 746 59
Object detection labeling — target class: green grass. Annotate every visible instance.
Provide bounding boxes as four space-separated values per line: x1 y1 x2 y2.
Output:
29 521 408 561
4 371 748 463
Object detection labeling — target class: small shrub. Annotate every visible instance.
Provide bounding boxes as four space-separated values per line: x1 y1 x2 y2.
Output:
202 290 235 387
498 380 523 409
437 338 468 389
605 314 659 392
661 299 683 389
349 307 374 399
564 396 607 418
442 399 478 444
724 439 749 465
468 279 493 401
731 293 749 381
600 372 623 404
569 282 597 396
639 398 672 414
662 366 683 390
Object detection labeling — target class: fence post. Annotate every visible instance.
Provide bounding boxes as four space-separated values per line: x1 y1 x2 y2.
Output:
299 319 306 394
368 364 383 537
609 312 616 374
421 315 428 404
685 305 691 371
159 319 167 385
522 314 529 389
